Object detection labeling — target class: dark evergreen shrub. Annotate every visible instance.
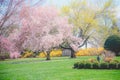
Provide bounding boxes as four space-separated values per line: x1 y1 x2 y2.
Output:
109 62 117 69
100 63 108 69
73 61 120 69
78 62 84 69
84 63 92 69
104 35 120 56
74 62 79 69
118 63 120 69
92 63 99 69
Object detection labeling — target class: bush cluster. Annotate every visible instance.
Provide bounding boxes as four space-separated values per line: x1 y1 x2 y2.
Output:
38 49 62 58
21 48 105 58
74 61 120 69
75 47 104 56
21 50 34 58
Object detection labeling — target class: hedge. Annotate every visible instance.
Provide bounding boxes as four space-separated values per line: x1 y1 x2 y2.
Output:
74 61 120 69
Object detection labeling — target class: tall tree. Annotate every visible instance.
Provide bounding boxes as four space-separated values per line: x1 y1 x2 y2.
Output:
0 0 44 59
61 0 120 48
17 6 81 60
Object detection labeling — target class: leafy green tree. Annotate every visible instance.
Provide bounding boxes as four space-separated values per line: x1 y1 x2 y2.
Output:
104 35 120 56
61 0 120 48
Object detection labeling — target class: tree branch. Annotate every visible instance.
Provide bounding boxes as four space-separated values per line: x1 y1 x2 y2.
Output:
78 35 90 48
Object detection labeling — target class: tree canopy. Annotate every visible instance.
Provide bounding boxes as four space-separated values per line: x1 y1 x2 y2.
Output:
104 35 120 56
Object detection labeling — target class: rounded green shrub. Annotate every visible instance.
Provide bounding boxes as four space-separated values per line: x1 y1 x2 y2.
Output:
84 63 92 69
104 35 120 56
109 62 117 69
118 63 120 69
78 62 84 69
74 62 79 69
92 63 99 69
100 63 108 69
73 61 120 69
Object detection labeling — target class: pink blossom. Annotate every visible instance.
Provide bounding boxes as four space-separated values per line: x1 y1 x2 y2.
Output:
10 52 20 59
8 6 83 57
18 6 74 52
0 35 21 59
0 35 13 52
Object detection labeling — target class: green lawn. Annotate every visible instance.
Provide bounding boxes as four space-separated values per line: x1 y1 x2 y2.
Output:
0 56 120 80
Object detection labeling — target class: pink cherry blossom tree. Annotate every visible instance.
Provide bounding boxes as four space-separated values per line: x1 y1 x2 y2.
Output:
3 4 87 60
19 6 76 60
0 0 44 60
7 5 89 60
7 23 32 59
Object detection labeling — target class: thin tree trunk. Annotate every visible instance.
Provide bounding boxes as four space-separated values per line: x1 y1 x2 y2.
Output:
70 48 76 58
46 51 50 60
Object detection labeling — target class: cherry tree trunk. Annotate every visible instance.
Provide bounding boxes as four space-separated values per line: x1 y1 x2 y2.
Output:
46 51 50 60
70 48 76 58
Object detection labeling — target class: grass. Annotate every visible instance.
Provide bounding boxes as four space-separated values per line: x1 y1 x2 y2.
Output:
0 56 120 80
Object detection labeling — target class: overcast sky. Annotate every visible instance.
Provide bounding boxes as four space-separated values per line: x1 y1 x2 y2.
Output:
42 0 120 18
42 0 72 8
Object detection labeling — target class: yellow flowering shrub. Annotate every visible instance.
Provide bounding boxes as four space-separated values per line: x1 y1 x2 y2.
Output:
21 51 34 58
22 47 104 58
38 49 62 58
50 49 62 57
76 47 104 56
38 52 46 58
